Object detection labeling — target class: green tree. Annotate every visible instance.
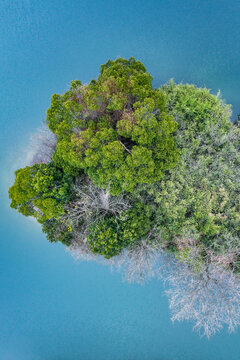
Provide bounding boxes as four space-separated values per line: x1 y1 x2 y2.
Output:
42 218 73 245
87 203 152 258
161 80 231 158
48 58 180 194
138 82 240 252
9 162 72 222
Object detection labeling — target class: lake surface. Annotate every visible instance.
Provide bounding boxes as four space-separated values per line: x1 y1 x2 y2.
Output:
1 1 240 359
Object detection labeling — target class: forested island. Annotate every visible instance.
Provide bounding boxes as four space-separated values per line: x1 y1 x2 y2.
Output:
9 58 240 337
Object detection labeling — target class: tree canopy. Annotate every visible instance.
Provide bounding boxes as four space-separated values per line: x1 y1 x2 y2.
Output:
8 58 240 337
9 163 72 222
47 57 180 195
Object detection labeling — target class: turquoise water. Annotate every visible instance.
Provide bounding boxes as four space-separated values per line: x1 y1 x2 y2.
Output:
1 1 240 359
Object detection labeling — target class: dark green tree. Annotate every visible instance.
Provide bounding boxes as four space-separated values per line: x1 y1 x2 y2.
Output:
87 203 152 258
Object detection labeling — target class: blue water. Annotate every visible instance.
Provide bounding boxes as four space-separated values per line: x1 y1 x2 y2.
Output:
1 1 240 359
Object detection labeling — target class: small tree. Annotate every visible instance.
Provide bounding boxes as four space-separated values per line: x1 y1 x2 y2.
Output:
9 162 72 222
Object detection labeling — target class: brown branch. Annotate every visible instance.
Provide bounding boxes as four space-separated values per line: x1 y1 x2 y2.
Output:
118 140 131 154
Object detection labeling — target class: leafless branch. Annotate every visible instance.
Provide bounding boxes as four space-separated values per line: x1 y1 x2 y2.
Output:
28 125 57 165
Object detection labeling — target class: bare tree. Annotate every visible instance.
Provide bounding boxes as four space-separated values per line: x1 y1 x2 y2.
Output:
28 125 57 165
66 231 100 262
67 223 240 337
63 180 130 229
162 232 240 338
67 217 165 284
165 259 240 338
65 180 131 263
109 228 163 284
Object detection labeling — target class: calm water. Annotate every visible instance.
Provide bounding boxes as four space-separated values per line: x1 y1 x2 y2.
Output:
1 1 240 359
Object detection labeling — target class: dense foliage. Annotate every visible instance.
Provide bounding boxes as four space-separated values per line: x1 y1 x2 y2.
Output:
147 80 239 252
88 202 152 258
9 163 71 222
9 58 179 257
47 58 180 195
9 58 240 337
